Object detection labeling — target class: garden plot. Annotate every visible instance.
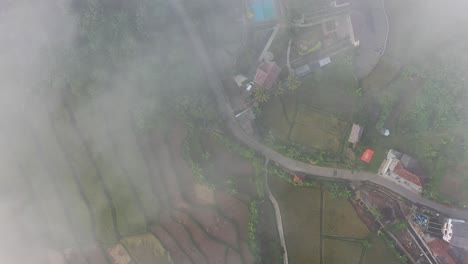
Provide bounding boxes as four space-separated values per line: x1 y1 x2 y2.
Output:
290 107 348 152
323 239 362 264
122 234 172 264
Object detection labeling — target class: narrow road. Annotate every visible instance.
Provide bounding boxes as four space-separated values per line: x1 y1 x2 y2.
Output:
167 0 468 221
264 159 289 264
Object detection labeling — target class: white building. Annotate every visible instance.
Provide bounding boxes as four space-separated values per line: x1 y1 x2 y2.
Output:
442 218 468 250
378 149 423 193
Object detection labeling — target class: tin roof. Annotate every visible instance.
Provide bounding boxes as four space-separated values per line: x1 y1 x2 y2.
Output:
428 239 456 264
348 124 363 144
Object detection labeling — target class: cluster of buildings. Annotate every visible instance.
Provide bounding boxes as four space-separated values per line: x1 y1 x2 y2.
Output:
378 149 425 193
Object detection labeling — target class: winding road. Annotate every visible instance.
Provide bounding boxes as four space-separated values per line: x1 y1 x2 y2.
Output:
167 0 468 221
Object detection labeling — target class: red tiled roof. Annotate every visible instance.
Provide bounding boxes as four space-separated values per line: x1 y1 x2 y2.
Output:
394 162 422 187
428 239 456 264
293 175 304 184
254 62 281 90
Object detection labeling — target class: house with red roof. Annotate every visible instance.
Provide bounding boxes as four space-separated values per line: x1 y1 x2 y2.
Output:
254 61 281 90
427 238 457 264
378 149 425 193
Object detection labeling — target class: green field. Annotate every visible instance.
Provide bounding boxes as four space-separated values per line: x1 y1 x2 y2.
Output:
291 107 348 152
260 54 356 158
270 174 402 264
270 176 321 264
323 239 362 264
363 235 401 264
262 97 349 153
323 192 369 239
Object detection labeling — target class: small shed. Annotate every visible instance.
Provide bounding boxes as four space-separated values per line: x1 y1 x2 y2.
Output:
361 149 374 163
348 124 364 148
293 175 304 184
234 75 248 88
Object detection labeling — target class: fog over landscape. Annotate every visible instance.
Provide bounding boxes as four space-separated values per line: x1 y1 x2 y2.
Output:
3 0 468 263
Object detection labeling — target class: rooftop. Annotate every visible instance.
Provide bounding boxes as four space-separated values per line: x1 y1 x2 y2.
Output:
254 61 281 90
348 124 363 144
427 239 456 264
446 219 468 250
393 162 422 187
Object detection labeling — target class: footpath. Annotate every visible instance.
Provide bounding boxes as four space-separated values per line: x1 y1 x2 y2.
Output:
264 159 288 264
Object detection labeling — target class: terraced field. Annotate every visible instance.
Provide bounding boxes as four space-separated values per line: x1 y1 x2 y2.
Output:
3 88 261 264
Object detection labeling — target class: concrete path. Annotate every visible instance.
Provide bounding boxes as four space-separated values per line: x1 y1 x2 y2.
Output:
167 0 468 221
264 159 289 264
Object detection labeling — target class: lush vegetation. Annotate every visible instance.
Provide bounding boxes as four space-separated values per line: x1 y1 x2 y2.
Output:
378 231 409 264
325 183 353 199
23 0 220 247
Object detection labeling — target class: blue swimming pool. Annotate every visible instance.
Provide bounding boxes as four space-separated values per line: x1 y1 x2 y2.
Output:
251 0 276 21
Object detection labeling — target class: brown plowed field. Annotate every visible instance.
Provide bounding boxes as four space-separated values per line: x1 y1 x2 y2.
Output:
49 120 258 264
158 211 206 264
171 210 227 264
215 191 250 241
226 247 242 264
183 206 239 249
151 226 192 264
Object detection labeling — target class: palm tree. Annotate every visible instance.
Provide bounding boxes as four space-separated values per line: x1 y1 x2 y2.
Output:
286 74 301 92
273 81 285 97
254 87 270 103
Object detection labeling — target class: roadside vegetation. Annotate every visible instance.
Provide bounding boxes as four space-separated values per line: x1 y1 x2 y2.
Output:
257 0 468 207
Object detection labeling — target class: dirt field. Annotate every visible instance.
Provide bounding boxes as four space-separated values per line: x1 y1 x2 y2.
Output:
122 234 172 264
